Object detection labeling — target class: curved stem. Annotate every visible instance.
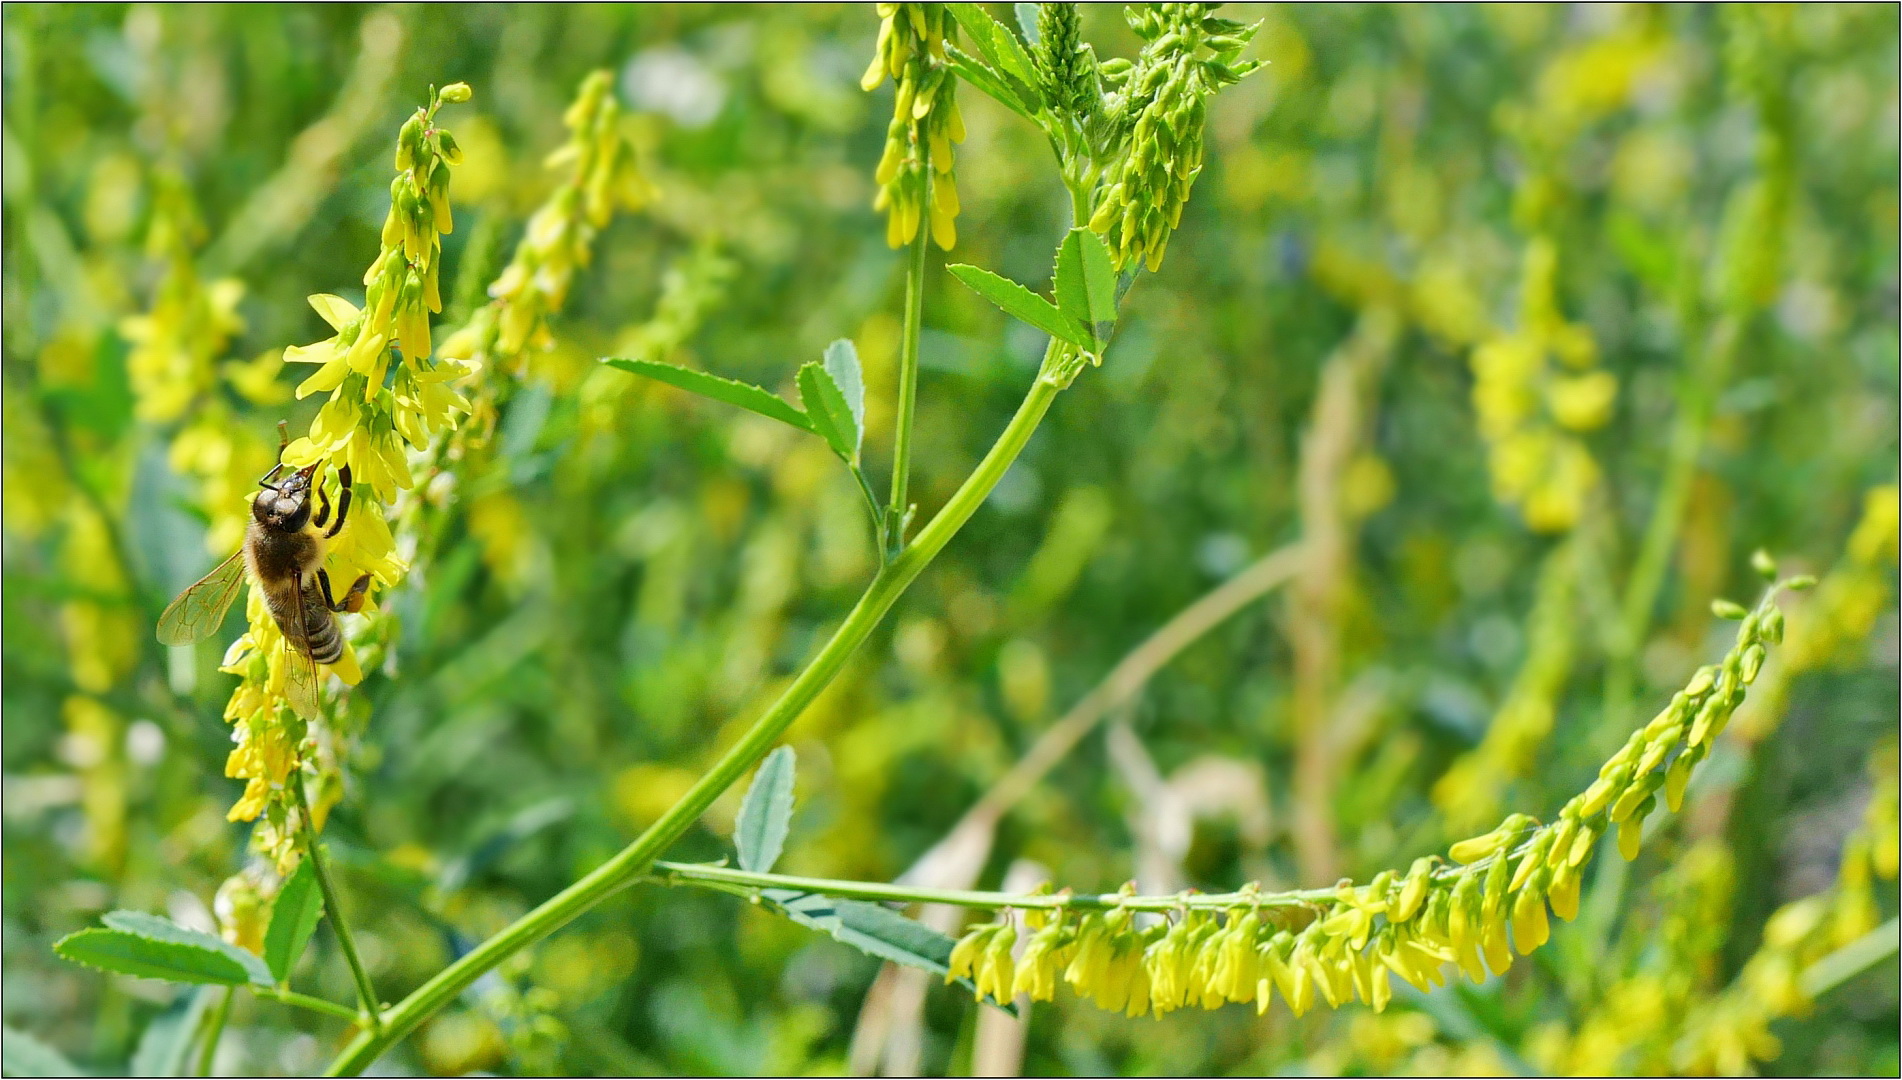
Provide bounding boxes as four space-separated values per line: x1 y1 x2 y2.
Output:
194 987 235 1077
295 783 381 1032
325 354 1067 1076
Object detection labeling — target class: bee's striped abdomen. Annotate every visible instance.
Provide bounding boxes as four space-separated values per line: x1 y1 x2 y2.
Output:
298 584 345 664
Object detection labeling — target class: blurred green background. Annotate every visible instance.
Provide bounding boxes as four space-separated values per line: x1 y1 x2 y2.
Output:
3 4 1897 1076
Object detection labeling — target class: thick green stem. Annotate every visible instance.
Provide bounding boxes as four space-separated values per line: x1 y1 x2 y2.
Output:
295 783 381 1032
885 176 932 556
194 987 235 1077
325 354 1067 1076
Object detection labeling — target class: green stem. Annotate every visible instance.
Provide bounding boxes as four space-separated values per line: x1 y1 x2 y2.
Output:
194 987 235 1077
256 986 364 1022
325 352 1068 1076
295 783 382 1032
886 175 932 557
650 860 1334 913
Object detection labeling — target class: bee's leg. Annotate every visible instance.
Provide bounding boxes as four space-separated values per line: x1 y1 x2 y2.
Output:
322 465 354 539
317 568 372 613
311 479 333 530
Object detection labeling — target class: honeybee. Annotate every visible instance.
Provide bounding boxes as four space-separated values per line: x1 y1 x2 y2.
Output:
158 424 371 720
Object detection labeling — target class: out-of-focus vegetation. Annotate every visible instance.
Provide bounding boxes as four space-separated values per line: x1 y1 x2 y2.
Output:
3 4 1897 1076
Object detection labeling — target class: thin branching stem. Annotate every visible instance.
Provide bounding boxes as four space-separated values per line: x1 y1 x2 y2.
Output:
886 151 931 557
649 860 1338 913
294 782 381 1033
194 987 235 1077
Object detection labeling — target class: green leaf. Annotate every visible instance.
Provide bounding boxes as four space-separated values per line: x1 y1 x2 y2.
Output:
946 3 1041 98
603 357 816 435
944 44 1036 123
734 746 796 873
2 1027 85 1077
948 264 1091 350
130 987 216 1078
263 857 324 984
1053 228 1118 349
822 340 865 443
761 889 1015 1014
797 362 860 462
55 929 251 987
1013 3 1041 47
99 912 273 986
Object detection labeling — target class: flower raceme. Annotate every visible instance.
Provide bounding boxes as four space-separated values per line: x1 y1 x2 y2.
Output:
219 85 472 852
1087 4 1260 272
438 69 650 387
948 577 1802 1018
863 2 964 249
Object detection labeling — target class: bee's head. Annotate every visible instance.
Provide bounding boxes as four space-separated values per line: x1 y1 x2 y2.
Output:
253 463 319 532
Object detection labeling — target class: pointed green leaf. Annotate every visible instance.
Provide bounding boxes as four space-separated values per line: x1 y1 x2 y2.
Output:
1053 228 1119 349
822 340 865 441
946 4 1041 98
263 857 324 984
56 931 247 987
100 912 273 986
797 363 859 462
604 358 816 434
944 44 1036 123
761 889 1015 1014
734 746 797 873
2 1028 85 1077
130 987 216 1078
1013 3 1041 47
947 264 1092 350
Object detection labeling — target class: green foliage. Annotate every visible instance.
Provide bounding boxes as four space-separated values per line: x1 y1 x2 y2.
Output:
4 4 1896 1077
2 1028 85 1078
601 358 816 435
734 746 797 873
262 858 323 984
54 914 269 987
948 261 1091 351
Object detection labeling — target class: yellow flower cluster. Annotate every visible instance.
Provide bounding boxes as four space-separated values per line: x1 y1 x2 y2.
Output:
1673 740 1898 1074
947 581 1796 1017
439 70 650 387
1470 239 1616 532
862 3 963 249
1433 540 1579 830
220 85 472 847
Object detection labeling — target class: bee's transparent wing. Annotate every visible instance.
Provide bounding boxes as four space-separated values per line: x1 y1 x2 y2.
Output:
157 552 247 646
277 575 324 722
